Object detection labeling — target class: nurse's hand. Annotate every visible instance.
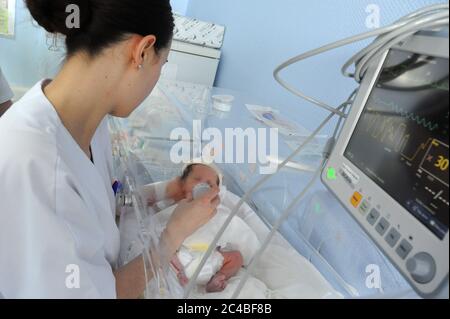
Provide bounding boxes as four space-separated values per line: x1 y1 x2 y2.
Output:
117 189 219 299
165 189 220 251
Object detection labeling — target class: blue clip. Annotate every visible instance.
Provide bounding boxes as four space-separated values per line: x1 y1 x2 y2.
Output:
112 181 122 196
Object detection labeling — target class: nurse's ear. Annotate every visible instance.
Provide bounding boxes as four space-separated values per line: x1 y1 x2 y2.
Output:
131 35 157 70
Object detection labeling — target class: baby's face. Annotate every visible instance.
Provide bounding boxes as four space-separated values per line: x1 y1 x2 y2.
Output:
182 165 220 198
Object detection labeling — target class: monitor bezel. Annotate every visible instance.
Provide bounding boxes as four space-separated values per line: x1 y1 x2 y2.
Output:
322 33 449 297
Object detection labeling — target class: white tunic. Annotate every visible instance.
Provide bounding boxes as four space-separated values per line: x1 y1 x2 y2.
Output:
0 81 120 298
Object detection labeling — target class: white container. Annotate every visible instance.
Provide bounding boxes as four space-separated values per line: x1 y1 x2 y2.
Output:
212 94 235 112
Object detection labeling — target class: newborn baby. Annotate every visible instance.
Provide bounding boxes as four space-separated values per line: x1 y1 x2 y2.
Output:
151 163 260 294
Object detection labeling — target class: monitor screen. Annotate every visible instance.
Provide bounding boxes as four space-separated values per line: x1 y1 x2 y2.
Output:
345 49 449 240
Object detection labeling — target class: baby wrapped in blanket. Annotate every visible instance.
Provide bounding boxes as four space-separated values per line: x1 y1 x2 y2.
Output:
150 162 261 293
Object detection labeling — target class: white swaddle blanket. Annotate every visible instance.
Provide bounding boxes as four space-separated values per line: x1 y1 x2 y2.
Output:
154 198 261 286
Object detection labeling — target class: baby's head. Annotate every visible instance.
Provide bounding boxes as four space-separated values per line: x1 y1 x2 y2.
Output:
180 164 221 198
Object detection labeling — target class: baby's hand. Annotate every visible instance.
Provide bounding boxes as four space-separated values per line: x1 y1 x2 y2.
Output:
177 271 189 287
166 177 186 202
171 256 189 287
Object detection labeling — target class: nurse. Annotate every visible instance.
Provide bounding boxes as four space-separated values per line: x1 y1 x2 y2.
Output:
0 0 219 299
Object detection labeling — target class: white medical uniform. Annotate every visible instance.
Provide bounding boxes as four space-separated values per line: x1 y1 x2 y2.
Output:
0 81 120 298
0 67 13 104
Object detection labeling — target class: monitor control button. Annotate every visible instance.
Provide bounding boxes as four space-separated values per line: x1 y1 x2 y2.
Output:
396 239 413 260
406 252 437 284
376 218 390 236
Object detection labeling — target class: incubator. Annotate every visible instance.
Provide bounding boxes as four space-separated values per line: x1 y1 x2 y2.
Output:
109 79 415 299
109 5 449 299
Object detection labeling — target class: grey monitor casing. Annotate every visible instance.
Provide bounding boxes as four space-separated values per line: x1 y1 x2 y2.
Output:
322 33 449 298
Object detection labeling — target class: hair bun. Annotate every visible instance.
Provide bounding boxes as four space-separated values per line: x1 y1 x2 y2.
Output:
26 0 92 36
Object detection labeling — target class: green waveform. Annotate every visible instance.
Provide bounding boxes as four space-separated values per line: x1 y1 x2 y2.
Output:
374 97 440 132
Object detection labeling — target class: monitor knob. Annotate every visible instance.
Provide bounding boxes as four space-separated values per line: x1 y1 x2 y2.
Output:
406 252 437 284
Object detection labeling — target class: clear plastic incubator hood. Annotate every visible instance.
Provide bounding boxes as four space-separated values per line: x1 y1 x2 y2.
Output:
109 4 449 300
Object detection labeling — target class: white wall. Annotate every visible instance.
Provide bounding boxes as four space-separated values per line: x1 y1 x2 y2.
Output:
171 0 190 15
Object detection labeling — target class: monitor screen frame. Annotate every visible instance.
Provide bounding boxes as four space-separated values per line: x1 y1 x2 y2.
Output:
344 49 449 240
322 33 449 297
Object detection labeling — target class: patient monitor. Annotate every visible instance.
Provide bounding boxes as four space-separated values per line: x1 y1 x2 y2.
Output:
323 33 449 297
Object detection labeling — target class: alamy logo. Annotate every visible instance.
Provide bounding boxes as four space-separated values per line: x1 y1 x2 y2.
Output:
65 264 81 289
66 4 81 30
170 121 279 175
366 264 382 290
366 4 381 29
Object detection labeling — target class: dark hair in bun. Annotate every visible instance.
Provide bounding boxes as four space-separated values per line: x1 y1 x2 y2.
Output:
26 0 174 56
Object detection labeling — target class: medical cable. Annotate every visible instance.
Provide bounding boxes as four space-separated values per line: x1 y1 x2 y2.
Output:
183 100 350 298
231 5 449 299
274 4 449 116
231 100 352 299
183 4 448 298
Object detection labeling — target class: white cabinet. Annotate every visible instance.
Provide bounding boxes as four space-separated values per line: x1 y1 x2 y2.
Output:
163 40 222 87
